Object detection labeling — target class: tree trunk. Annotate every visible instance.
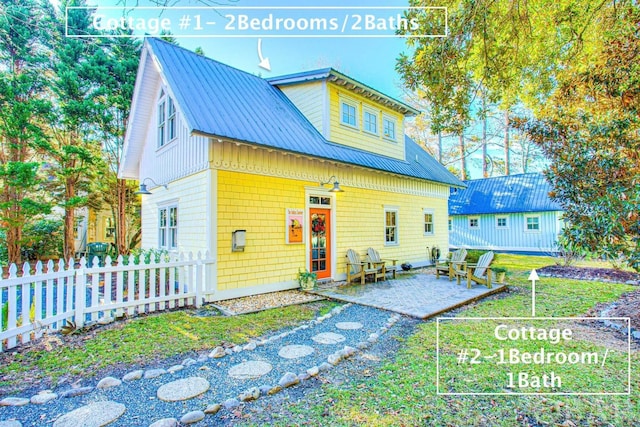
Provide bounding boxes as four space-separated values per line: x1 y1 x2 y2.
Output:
5 154 23 265
437 131 443 163
116 178 129 256
504 110 511 175
6 223 21 265
459 134 468 180
482 112 489 178
63 178 76 261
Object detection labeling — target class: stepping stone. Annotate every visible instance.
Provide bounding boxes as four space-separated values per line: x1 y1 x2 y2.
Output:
0 421 22 427
312 332 346 344
278 344 314 359
335 321 363 330
157 377 210 402
52 401 126 427
228 361 272 380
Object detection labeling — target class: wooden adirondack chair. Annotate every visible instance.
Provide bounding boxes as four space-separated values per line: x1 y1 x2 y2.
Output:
455 251 494 289
366 248 397 279
435 249 467 281
346 249 385 284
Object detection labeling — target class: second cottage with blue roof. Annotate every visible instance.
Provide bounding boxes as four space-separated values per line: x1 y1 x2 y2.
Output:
448 173 564 255
119 38 465 301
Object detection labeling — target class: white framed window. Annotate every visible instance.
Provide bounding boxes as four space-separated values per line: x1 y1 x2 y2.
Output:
167 97 176 141
157 91 166 147
469 216 480 229
341 101 357 128
157 89 177 147
496 216 508 229
363 108 378 135
423 209 434 235
383 116 396 140
525 215 540 232
159 204 178 250
384 207 399 245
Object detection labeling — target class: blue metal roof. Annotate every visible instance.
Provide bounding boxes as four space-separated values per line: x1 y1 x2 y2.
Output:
145 38 464 188
448 173 563 215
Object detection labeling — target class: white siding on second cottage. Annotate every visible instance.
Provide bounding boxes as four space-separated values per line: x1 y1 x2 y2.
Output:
450 211 562 253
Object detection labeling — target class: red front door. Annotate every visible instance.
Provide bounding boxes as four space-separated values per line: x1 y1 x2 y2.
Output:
310 208 331 279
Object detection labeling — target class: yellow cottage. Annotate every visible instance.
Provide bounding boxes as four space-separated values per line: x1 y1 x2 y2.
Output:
119 38 464 302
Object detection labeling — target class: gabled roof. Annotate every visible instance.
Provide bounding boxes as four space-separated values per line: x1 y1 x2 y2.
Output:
267 69 420 117
448 173 563 215
121 38 464 188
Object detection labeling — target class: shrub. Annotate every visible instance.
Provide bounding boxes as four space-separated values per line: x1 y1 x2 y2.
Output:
0 219 64 265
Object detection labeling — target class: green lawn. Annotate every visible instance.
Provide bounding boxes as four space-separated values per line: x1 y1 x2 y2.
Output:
277 255 640 426
0 301 336 392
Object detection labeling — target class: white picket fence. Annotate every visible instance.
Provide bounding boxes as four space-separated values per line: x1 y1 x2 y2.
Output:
0 251 215 352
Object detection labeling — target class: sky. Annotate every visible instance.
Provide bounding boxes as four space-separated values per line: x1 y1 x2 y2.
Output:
58 0 428 100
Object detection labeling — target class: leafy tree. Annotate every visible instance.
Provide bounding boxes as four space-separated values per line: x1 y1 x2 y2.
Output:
401 1 639 269
88 32 141 255
397 0 611 174
48 0 104 261
0 0 55 264
520 4 640 270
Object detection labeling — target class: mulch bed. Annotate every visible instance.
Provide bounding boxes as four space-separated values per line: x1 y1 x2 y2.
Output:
537 265 640 284
538 264 640 333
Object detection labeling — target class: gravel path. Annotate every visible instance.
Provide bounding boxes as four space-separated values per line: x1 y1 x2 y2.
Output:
1 303 406 427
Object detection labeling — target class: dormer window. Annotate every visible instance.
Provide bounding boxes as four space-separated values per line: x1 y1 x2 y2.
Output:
157 89 177 147
341 101 357 128
383 116 396 140
363 109 378 135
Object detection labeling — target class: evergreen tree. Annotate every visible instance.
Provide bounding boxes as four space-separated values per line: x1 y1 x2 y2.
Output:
0 0 55 264
88 32 141 255
49 0 104 261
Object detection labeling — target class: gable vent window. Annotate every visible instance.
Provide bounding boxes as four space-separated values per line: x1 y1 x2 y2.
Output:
158 89 177 147
167 97 176 141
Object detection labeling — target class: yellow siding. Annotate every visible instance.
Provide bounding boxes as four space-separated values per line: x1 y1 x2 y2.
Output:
278 81 325 136
216 170 309 291
213 142 450 290
334 185 448 278
327 82 406 160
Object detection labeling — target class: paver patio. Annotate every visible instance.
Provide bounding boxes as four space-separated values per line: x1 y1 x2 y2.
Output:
312 272 507 318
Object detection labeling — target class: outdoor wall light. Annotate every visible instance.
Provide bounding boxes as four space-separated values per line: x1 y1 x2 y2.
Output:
319 175 344 193
135 177 168 195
